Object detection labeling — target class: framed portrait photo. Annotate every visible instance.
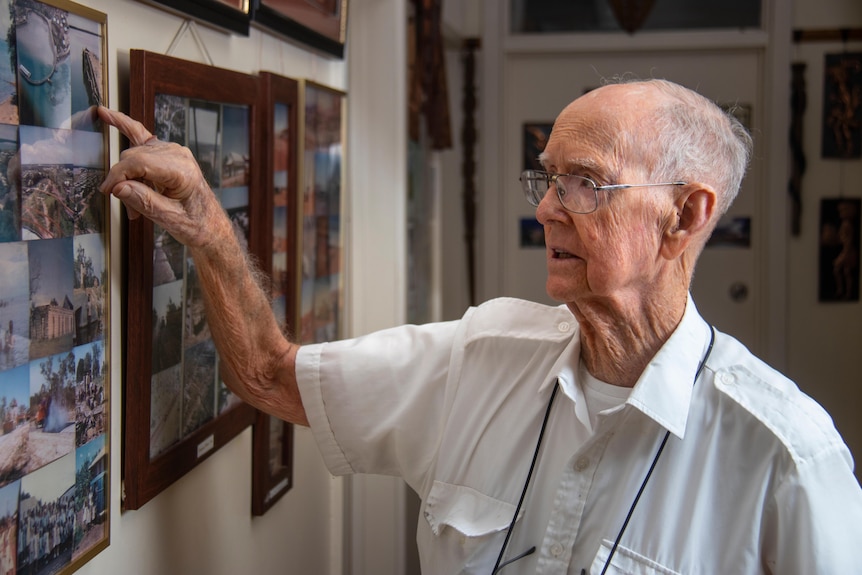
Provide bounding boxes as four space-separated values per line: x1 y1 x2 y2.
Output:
251 71 299 515
123 50 259 510
0 0 112 572
251 0 348 58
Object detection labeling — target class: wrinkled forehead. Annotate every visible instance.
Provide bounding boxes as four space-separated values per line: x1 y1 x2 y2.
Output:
540 84 658 175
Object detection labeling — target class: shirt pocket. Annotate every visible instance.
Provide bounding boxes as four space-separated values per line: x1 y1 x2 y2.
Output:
423 480 519 573
590 540 682 575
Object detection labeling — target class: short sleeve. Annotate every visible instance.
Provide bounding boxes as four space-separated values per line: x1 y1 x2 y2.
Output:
295 320 462 491
763 446 862 573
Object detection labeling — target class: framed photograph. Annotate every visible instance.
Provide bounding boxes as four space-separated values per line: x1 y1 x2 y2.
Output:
137 0 251 35
819 198 860 303
251 0 348 58
299 81 345 344
821 53 862 159
0 0 111 572
123 50 259 510
251 72 298 515
523 122 552 171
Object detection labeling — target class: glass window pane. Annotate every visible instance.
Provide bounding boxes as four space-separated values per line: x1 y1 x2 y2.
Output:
511 0 761 34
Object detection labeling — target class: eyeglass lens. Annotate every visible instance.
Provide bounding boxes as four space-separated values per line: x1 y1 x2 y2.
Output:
521 170 597 214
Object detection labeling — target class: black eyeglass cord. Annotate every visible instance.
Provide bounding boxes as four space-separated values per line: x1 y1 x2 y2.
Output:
491 324 716 575
491 383 559 574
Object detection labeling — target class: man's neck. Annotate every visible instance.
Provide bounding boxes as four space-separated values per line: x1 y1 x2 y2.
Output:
569 286 688 387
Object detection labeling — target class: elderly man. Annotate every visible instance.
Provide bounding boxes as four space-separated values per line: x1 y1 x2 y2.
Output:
99 79 862 574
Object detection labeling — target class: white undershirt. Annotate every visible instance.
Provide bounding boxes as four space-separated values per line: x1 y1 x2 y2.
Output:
578 359 632 430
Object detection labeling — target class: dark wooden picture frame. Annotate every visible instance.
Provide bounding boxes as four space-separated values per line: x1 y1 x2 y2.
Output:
123 50 259 510
251 72 298 515
138 0 251 35
251 0 348 58
0 0 112 572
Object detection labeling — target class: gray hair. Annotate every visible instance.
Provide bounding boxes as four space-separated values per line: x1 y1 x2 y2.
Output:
612 78 753 217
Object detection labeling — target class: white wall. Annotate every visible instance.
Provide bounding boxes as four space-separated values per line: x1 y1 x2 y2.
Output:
61 1 394 574
788 0 862 480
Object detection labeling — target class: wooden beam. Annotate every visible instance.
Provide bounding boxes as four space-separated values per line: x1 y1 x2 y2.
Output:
793 28 862 43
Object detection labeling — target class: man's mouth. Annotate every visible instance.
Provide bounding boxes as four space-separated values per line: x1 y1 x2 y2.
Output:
551 248 576 259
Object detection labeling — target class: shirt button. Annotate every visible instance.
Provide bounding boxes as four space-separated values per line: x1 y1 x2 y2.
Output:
575 456 590 471
550 542 564 557
558 321 570 332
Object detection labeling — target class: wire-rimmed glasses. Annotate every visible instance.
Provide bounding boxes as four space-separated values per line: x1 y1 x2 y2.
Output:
520 169 687 214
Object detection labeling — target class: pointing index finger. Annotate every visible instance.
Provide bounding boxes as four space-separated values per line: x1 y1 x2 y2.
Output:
97 106 154 147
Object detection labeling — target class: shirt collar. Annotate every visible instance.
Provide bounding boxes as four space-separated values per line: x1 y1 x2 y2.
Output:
626 294 713 439
539 296 712 439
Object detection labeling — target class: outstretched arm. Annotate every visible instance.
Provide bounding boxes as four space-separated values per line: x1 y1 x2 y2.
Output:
98 106 309 426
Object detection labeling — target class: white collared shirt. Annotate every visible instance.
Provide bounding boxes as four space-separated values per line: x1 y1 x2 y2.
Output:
297 296 862 574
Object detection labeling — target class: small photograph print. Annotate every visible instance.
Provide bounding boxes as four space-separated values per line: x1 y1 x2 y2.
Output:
523 123 553 171
305 214 339 280
181 339 216 437
302 275 339 342
214 186 249 252
72 233 105 347
0 0 18 126
273 204 288 252
16 452 75 575
220 104 249 188
149 364 181 459
72 340 106 448
819 198 860 302
152 279 183 374
272 104 290 207
520 217 545 248
72 433 106 561
0 241 31 371
0 479 20 574
28 237 74 361
71 129 106 235
271 293 287 333
27 351 77 471
153 224 185 287
0 365 31 488
184 258 211 349
20 126 75 240
68 11 103 132
154 93 186 145
15 0 73 130
707 216 751 248
267 415 286 476
310 148 340 217
187 100 221 188
272 250 287 301
216 374 241 416
0 123 20 243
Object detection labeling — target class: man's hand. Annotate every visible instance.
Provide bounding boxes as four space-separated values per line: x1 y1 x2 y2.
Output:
98 106 226 249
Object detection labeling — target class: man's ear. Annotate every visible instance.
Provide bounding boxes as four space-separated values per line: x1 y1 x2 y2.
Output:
661 184 717 260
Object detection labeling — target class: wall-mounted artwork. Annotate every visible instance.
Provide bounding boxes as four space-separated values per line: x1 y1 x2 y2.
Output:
252 71 298 516
707 215 751 248
137 0 251 35
123 50 258 510
523 122 552 171
299 81 345 344
821 52 862 159
819 197 860 303
251 0 348 58
0 1 111 572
